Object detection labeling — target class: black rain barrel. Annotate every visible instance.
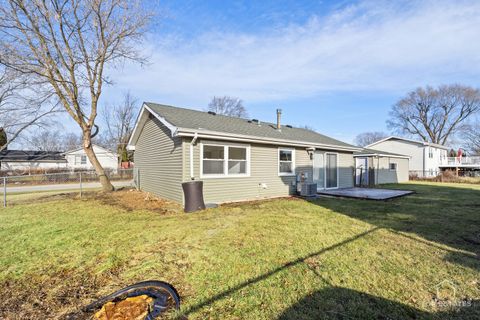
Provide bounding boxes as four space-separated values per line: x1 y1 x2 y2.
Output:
182 180 206 212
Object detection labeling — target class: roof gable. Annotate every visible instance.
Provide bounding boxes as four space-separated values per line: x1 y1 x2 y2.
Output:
65 144 116 156
366 136 449 150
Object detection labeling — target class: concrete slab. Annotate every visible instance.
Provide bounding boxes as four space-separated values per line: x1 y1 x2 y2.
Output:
317 187 414 200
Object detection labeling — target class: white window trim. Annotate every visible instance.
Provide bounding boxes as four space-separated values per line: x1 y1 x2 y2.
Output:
324 152 339 189
200 142 251 179
278 148 296 176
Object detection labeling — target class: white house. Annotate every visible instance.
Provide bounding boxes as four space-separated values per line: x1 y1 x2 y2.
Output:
65 145 118 171
366 136 449 177
0 150 68 173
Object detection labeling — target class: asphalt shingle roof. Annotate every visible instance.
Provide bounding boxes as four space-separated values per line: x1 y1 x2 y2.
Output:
145 103 358 149
0 150 66 162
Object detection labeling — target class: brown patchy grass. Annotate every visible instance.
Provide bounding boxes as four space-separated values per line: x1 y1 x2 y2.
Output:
81 189 182 215
1 183 480 319
30 188 183 215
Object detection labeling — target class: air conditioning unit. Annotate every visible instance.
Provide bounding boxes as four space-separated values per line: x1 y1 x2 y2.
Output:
300 183 317 197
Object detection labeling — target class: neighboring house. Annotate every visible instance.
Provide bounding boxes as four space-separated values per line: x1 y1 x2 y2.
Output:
353 148 410 185
0 150 67 172
366 136 449 177
65 145 118 171
129 103 366 204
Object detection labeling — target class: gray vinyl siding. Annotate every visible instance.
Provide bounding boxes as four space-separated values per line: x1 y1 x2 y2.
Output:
183 138 354 203
369 156 409 184
338 152 355 188
134 117 183 203
370 140 424 172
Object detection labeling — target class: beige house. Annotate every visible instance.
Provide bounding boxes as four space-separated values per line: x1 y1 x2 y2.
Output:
128 103 365 204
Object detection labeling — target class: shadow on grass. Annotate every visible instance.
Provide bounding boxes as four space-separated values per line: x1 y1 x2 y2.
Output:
182 218 479 319
182 227 381 316
278 286 480 320
311 183 480 271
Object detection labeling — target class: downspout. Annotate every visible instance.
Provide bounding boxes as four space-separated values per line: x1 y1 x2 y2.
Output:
190 132 198 180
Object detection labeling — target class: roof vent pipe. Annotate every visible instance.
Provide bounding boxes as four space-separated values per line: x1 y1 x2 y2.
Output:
276 109 282 130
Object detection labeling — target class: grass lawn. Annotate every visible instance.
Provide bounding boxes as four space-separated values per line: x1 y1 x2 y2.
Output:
1 182 479 319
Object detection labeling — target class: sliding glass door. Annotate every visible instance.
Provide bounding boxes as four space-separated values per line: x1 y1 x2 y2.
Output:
326 153 338 189
313 152 324 190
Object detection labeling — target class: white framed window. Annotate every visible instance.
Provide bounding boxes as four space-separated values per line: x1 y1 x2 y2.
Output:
75 155 87 165
428 147 434 158
200 143 250 178
389 162 397 170
278 148 295 176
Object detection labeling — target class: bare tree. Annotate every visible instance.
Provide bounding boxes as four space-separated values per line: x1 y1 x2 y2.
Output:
25 129 65 151
462 120 480 154
102 92 138 163
387 85 480 145
0 0 150 191
208 96 248 118
0 69 59 151
61 132 83 151
354 131 388 147
301 125 316 131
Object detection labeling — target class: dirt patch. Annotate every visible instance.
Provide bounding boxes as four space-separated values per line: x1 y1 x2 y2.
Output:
83 189 182 215
1 263 185 319
1 269 107 319
36 189 183 215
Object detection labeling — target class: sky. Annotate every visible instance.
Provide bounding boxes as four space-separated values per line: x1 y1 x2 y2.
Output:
99 0 480 144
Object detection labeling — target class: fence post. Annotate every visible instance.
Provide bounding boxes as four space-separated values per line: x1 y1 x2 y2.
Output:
3 177 6 208
79 172 82 198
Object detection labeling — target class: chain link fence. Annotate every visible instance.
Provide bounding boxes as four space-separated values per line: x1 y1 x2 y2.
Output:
1 169 134 207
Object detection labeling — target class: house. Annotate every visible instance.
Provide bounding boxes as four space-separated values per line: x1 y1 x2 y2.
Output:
366 136 449 177
65 145 118 171
353 148 410 185
128 103 366 204
0 150 67 172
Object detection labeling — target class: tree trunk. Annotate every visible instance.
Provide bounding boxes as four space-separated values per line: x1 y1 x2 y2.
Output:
83 137 114 192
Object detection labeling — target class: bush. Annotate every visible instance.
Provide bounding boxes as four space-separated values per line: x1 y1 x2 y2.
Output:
410 170 480 184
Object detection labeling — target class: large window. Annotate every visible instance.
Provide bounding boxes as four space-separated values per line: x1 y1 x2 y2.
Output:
279 149 295 176
201 144 249 177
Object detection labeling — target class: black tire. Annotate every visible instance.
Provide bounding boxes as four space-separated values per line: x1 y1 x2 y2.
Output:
83 280 180 318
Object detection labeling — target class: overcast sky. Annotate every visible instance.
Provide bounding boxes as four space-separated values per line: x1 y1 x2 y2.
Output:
99 0 480 144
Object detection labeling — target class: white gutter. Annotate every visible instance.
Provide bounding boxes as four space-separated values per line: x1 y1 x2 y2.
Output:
353 153 410 159
190 132 198 179
175 129 362 152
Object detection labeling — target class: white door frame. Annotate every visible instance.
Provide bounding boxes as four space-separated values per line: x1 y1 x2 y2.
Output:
355 157 368 186
325 152 339 189
312 151 325 190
